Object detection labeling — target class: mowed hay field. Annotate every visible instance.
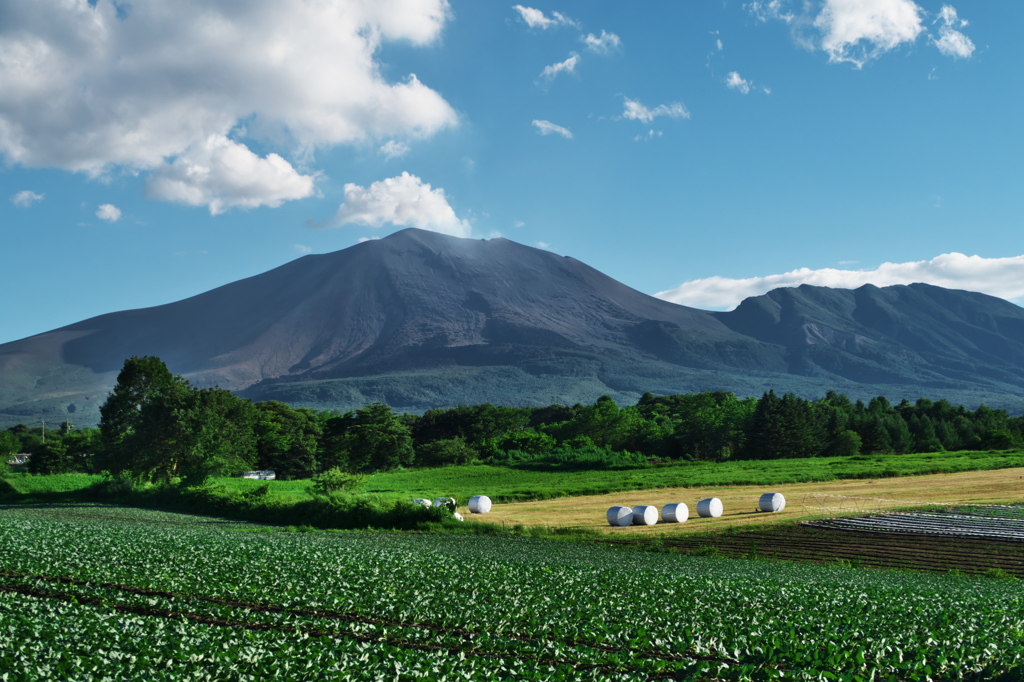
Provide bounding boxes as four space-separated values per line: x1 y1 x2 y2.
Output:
465 466 1024 534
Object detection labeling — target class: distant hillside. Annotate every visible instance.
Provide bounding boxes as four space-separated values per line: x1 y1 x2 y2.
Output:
2 228 1023 427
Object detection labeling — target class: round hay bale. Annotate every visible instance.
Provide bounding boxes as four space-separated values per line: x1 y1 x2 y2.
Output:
662 502 689 523
606 505 633 526
468 495 492 514
433 497 457 512
632 505 658 526
696 497 723 518
758 492 786 513
453 512 464 522
411 498 432 508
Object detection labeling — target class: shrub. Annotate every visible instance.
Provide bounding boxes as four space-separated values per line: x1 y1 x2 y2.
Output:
307 468 367 497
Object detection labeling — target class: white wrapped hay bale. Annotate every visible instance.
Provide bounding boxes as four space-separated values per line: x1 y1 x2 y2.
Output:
697 497 723 518
662 503 689 523
433 497 457 512
453 512 464 522
606 505 633 526
758 492 786 513
632 505 658 526
411 498 432 508
468 495 492 514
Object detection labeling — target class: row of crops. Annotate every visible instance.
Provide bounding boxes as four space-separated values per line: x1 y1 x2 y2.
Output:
810 505 1024 541
1 504 1023 680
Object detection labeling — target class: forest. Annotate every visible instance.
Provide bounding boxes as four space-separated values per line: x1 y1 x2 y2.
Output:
4 356 1023 483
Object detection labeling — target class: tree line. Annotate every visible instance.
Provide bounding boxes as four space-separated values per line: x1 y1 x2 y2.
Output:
4 356 1023 482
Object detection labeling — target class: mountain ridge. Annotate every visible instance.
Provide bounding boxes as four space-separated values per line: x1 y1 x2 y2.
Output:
2 228 1023 427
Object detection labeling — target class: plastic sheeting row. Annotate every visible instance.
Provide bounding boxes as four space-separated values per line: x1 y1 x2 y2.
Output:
606 493 786 526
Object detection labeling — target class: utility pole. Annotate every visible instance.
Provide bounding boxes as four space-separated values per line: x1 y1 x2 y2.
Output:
41 419 45 443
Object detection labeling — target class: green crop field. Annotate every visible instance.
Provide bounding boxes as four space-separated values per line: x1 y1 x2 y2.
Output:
1 504 1022 680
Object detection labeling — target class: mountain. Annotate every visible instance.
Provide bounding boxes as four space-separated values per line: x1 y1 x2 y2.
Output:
2 228 1024 427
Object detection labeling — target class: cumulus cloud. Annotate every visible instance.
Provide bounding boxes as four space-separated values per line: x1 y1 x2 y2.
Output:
656 253 1024 310
532 120 573 138
379 140 411 159
331 172 471 238
748 0 973 67
813 0 925 67
540 54 579 81
0 0 456 210
145 135 317 215
621 98 690 123
513 5 577 29
11 190 44 207
932 5 974 59
294 244 312 254
96 204 121 222
582 30 622 53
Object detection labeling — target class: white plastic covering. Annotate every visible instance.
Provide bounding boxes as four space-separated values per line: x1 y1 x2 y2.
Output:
453 512 464 522
606 505 633 526
468 495 492 514
662 502 689 523
433 497 457 512
411 498 432 508
758 492 786 513
697 497 723 518
632 505 658 526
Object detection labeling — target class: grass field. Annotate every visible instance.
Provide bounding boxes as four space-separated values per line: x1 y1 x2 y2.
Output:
1 504 1022 680
207 448 1024 505
470 466 1024 534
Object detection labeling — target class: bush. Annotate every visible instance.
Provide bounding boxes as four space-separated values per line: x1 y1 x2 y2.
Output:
307 468 366 497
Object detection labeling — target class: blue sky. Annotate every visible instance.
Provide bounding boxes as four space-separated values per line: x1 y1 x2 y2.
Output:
2 0 1021 345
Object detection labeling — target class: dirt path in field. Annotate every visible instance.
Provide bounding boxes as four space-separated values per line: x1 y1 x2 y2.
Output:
465 467 1024 535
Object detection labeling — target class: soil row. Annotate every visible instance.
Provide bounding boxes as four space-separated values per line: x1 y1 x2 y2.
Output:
601 524 1024 576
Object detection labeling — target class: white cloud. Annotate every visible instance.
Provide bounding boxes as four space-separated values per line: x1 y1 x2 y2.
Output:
932 5 974 59
750 0 972 67
145 135 316 215
540 54 578 81
331 172 471 238
582 30 622 54
633 129 664 142
0 0 456 208
656 253 1024 310
814 0 924 67
536 241 550 249
512 6 576 29
532 120 573 139
96 203 121 222
11 190 44 207
621 98 690 123
746 0 796 23
726 72 753 94
379 140 411 159
357 236 380 243
294 244 312 254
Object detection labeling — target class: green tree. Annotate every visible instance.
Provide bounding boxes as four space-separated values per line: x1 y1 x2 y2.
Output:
98 357 257 484
416 436 479 467
343 403 414 473
26 440 74 475
97 356 186 476
254 401 322 480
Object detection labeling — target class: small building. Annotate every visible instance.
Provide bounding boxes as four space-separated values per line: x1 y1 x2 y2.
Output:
240 470 276 480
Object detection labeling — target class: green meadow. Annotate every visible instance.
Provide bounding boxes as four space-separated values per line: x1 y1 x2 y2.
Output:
6 448 1024 506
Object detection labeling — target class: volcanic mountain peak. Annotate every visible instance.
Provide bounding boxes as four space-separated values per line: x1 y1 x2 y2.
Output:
2 228 1024 428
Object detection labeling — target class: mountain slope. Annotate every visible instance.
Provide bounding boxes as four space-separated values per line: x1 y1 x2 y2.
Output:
2 229 1023 427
